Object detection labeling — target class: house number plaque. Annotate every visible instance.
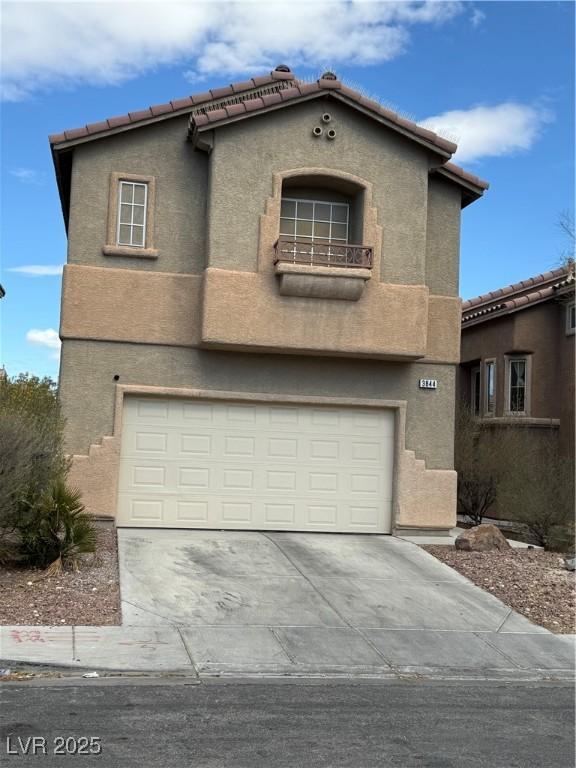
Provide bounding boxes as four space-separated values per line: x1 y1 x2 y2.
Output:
419 379 438 390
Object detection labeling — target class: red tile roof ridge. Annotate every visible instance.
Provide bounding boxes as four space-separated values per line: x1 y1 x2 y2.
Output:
462 265 571 311
49 72 282 144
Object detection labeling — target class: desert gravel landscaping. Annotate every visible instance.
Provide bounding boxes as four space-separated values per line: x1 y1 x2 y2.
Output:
0 527 120 626
424 546 575 634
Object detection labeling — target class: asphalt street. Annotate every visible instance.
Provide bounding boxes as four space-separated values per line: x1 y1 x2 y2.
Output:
1 679 574 768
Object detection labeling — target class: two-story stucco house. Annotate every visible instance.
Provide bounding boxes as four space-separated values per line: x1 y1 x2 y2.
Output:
460 264 575 461
50 66 488 535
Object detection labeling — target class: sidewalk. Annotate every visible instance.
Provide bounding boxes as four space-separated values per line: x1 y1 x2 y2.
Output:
1 623 574 681
2 531 572 681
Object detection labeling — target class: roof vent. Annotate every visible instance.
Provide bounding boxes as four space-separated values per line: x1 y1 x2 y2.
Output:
321 71 337 80
275 64 291 72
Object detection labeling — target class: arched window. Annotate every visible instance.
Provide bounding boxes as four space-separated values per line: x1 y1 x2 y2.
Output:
276 175 371 268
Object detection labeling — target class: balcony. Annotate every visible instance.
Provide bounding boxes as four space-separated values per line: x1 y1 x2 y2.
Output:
274 238 373 269
274 238 373 301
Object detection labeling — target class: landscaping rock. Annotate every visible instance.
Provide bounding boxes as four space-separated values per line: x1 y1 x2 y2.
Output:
455 524 512 552
563 554 576 572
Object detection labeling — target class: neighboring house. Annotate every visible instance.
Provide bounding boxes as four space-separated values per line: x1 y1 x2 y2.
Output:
50 66 488 535
460 265 575 459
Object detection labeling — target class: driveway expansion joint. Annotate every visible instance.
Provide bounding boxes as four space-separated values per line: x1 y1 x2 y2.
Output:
6 531 571 679
261 532 357 631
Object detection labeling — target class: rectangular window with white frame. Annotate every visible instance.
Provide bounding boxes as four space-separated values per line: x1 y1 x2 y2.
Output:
484 360 496 415
103 172 157 259
280 198 350 244
117 181 148 248
507 357 528 414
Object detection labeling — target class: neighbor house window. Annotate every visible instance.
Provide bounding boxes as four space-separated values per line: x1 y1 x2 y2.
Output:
103 172 157 259
280 198 349 244
471 366 481 417
567 302 575 335
507 358 527 414
485 360 496 415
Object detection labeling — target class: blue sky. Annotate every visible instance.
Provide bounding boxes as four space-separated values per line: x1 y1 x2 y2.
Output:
0 0 574 379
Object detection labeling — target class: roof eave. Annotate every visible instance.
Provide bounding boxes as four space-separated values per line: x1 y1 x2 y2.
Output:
462 287 572 328
50 145 73 233
433 166 488 207
50 105 195 153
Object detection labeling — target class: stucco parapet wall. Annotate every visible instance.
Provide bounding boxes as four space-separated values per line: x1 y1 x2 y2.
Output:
60 264 460 363
201 268 461 363
60 264 202 347
201 267 429 359
275 263 371 301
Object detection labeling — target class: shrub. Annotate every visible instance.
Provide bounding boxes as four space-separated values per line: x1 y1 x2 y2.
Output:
454 406 498 526
0 374 68 532
497 430 575 551
17 479 97 571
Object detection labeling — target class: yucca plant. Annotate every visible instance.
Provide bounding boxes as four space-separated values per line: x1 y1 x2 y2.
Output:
17 479 97 572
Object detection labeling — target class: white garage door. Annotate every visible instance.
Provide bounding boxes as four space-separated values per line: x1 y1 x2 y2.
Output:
116 397 394 532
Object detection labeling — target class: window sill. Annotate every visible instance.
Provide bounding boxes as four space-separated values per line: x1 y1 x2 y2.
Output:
481 416 560 428
103 245 158 259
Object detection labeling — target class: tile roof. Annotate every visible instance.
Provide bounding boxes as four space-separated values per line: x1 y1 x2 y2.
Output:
186 75 459 157
48 70 294 145
49 66 490 229
48 66 489 192
462 264 575 325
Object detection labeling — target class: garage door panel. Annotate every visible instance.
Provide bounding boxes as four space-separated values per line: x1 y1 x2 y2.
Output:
117 398 394 532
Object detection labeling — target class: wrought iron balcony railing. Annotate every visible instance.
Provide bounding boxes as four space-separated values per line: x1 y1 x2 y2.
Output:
274 239 373 269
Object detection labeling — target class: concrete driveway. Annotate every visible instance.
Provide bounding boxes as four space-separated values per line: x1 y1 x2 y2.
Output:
118 529 575 677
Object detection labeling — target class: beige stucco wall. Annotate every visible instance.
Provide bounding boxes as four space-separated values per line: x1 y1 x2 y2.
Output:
60 264 202 346
67 116 208 274
425 177 461 297
206 100 435 285
201 267 430 359
59 339 456 471
60 263 461 362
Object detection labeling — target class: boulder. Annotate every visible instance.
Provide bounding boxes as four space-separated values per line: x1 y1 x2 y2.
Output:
455 524 512 552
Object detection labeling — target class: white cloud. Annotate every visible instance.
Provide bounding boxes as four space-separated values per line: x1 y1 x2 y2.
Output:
7 265 63 276
10 168 45 185
420 103 553 164
1 1 464 100
470 8 485 27
26 329 61 361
